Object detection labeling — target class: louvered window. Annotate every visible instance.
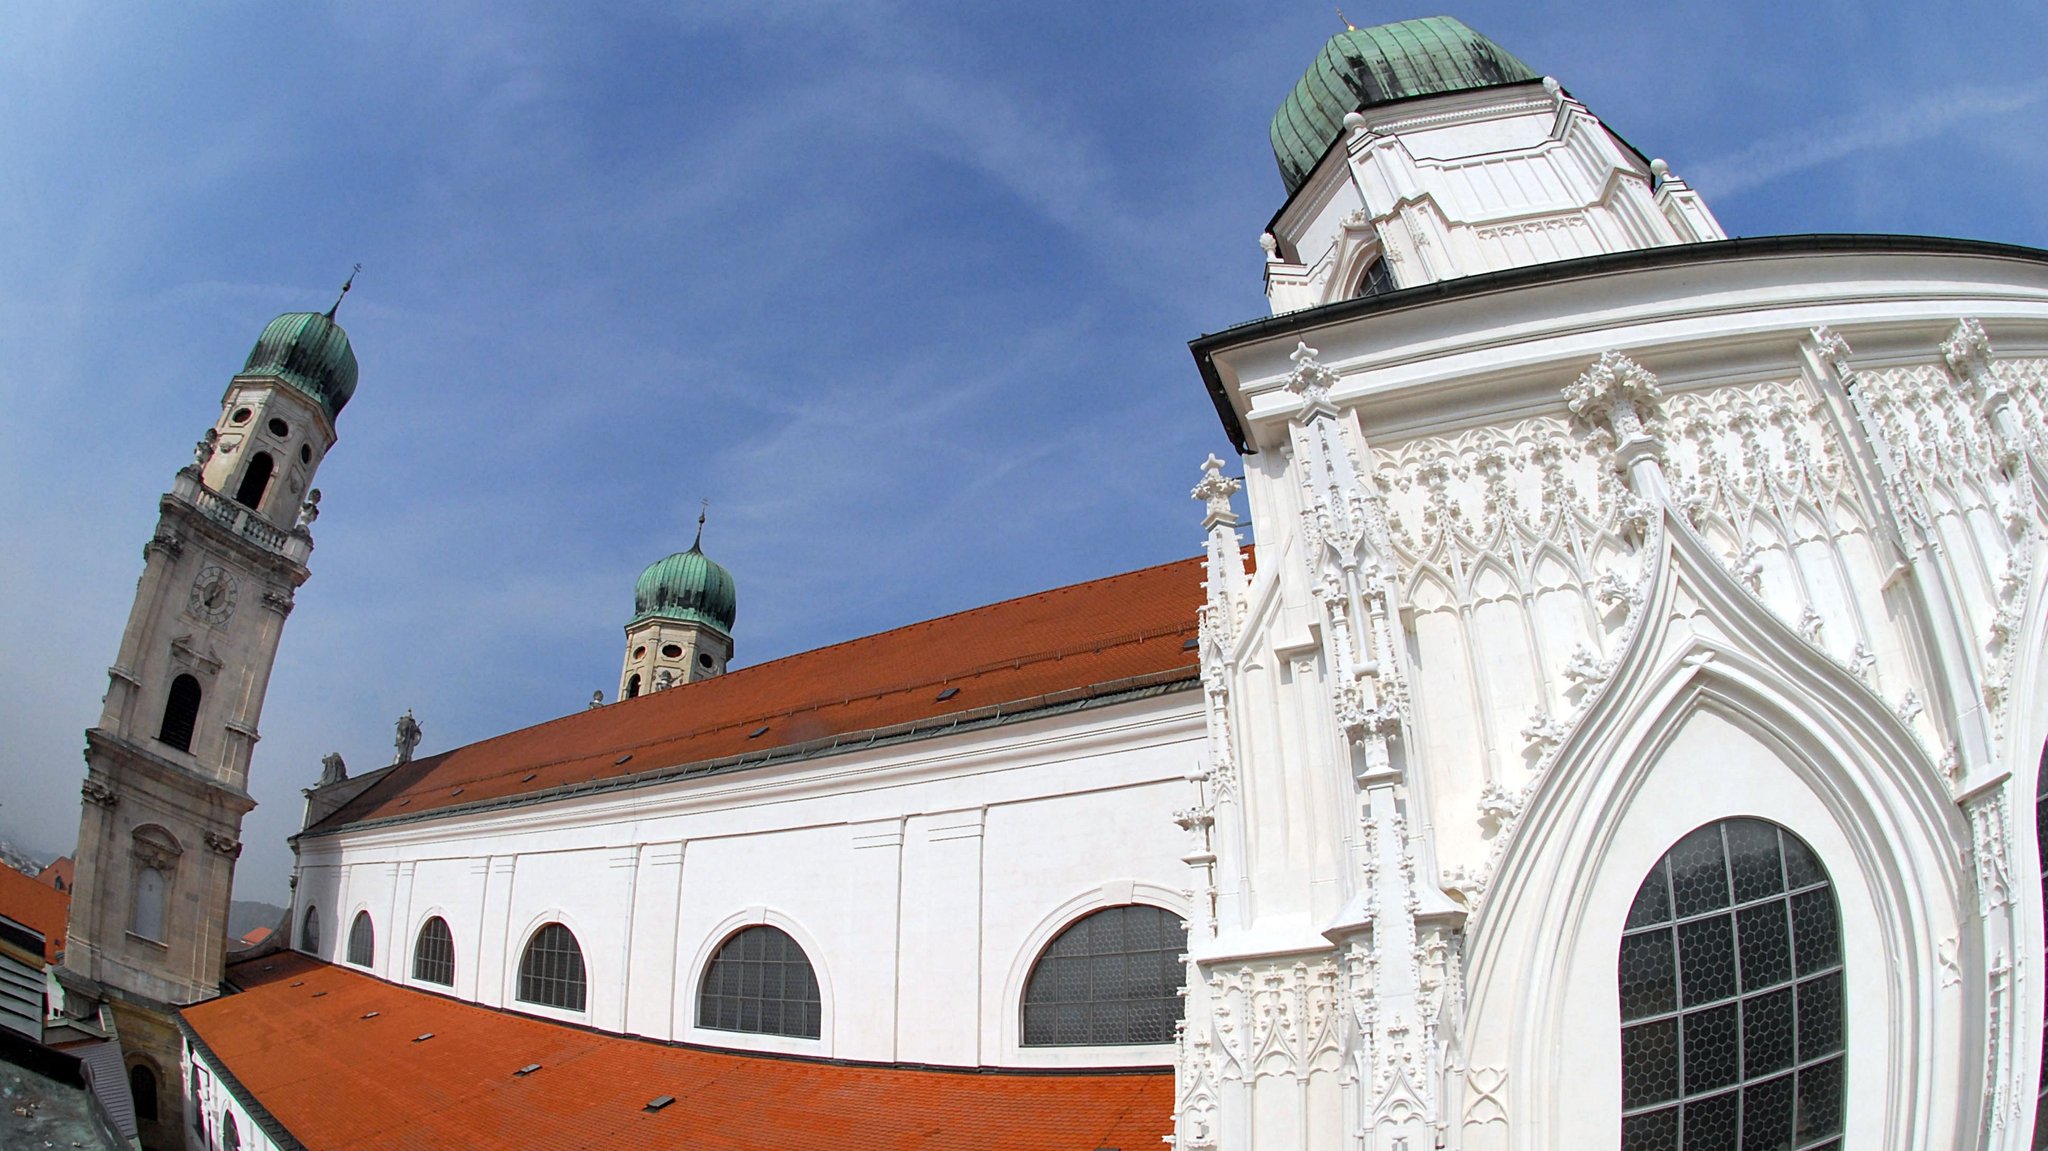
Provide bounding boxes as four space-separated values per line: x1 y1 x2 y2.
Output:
1021 904 1186 1046
1620 819 1845 1150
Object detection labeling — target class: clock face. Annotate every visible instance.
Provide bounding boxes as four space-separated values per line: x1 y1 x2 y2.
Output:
189 564 239 626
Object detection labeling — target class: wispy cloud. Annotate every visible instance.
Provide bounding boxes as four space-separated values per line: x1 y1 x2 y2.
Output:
1690 82 2048 199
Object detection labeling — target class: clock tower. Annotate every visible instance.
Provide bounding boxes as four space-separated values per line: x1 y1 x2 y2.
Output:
60 298 357 1148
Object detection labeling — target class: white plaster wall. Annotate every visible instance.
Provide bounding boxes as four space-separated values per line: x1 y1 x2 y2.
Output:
292 691 1202 1069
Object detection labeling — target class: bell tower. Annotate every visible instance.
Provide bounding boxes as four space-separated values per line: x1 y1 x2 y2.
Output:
619 511 737 699
60 293 357 1148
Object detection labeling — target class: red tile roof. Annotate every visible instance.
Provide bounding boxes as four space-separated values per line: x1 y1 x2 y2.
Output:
310 555 1219 831
239 926 273 947
35 856 73 893
0 864 70 963
185 953 1172 1151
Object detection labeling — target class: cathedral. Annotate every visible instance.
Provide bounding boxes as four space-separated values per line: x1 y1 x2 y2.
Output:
31 16 2048 1151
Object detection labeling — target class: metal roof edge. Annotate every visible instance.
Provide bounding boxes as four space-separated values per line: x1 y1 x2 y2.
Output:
177 1014 311 1151
297 671 1202 841
1189 232 2048 454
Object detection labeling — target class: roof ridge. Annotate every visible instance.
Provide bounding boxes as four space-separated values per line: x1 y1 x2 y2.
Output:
442 553 1205 750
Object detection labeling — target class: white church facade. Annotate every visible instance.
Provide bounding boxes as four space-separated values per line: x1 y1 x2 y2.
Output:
43 16 2048 1151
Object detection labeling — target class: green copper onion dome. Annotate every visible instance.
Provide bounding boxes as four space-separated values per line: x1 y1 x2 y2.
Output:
1271 16 1540 194
632 539 737 634
240 311 359 419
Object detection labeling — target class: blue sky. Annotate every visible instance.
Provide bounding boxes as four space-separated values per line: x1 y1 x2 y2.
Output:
3 2 2044 905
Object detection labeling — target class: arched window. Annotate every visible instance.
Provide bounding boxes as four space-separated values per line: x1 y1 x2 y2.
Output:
301 905 320 953
1021 903 1186 1046
190 1073 202 1134
413 916 455 986
127 1063 158 1122
625 673 641 700
346 911 374 967
233 451 273 509
221 1110 240 1151
517 923 587 1011
1620 818 1844 1149
157 674 201 752
131 867 167 941
1353 255 1395 298
699 925 820 1039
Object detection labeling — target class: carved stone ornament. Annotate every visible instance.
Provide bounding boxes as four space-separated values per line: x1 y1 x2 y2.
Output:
80 778 118 808
1564 350 1665 448
1284 341 1342 417
1941 318 1994 389
1465 1065 1509 1127
295 488 322 531
204 831 242 858
1808 324 1853 371
145 524 184 562
193 427 219 470
261 587 295 617
1191 454 1242 529
129 828 182 872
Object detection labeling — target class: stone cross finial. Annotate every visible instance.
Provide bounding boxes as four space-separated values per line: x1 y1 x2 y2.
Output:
1192 454 1242 529
1284 341 1341 416
393 709 422 765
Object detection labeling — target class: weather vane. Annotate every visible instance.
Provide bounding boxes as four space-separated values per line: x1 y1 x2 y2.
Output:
693 498 709 548
1337 8 1357 31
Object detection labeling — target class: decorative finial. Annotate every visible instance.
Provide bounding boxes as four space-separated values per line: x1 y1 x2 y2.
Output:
1192 454 1243 530
325 263 362 320
693 499 708 549
1336 7 1357 31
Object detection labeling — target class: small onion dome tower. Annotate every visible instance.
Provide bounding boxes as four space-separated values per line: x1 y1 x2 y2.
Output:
619 511 736 699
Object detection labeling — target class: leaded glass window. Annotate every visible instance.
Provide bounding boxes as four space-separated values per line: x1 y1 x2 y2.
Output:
698 925 820 1038
1354 255 1396 298
1021 903 1186 1046
301 905 319 954
413 916 455 986
517 922 587 1011
1620 818 1845 1150
346 910 374 967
